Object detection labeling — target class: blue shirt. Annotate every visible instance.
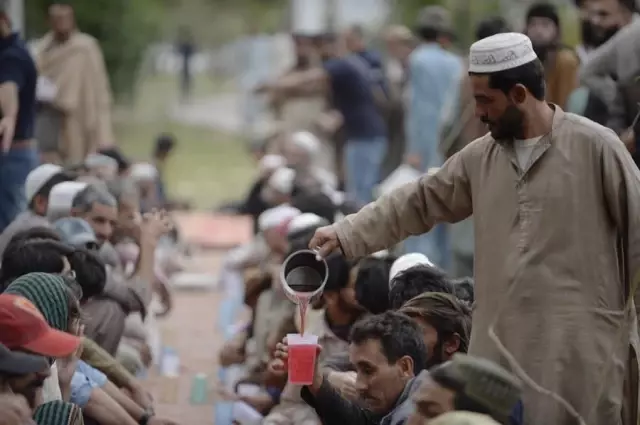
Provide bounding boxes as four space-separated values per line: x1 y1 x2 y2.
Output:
70 360 108 408
0 33 37 143
324 56 386 140
406 43 463 170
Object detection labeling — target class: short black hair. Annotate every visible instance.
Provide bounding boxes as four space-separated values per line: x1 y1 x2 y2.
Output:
350 311 428 374
99 147 131 173
67 249 107 301
469 60 546 101
475 16 510 41
154 133 176 156
620 0 637 12
451 277 474 304
29 173 71 210
355 256 394 314
416 27 439 42
290 192 336 224
389 264 453 310
323 252 351 292
0 240 73 292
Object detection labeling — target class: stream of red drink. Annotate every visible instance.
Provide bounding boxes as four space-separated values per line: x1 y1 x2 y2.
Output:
295 293 311 335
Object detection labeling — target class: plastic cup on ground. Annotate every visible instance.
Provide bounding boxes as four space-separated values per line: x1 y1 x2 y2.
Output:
287 333 319 385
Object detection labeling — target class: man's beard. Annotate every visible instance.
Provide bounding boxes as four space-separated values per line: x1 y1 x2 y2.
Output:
592 25 621 47
426 339 446 369
481 103 526 142
580 20 598 48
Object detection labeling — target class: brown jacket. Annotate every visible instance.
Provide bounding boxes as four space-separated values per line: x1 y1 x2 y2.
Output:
545 48 580 109
332 106 640 425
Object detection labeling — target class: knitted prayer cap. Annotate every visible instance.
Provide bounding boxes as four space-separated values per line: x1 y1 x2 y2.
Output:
5 273 70 332
432 354 522 422
430 412 501 425
34 400 82 425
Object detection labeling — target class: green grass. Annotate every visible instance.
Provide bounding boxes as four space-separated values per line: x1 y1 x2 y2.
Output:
115 74 254 210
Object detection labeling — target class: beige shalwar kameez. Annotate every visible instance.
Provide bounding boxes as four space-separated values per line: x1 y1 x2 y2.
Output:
332 106 640 425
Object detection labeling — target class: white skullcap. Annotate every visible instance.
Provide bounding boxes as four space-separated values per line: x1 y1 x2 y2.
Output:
287 213 328 236
258 205 301 232
430 412 500 425
267 167 296 195
371 250 390 259
85 153 118 172
259 154 286 173
130 162 158 182
47 181 88 217
24 164 65 203
468 32 537 74
389 253 435 286
290 131 320 154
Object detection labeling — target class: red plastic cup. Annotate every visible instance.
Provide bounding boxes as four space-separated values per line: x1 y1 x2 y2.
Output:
287 333 319 385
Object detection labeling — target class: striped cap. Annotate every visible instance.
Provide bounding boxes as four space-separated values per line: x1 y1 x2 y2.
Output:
34 400 83 425
5 273 70 332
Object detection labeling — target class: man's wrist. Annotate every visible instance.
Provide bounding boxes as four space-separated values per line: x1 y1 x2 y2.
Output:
138 411 153 425
308 371 325 395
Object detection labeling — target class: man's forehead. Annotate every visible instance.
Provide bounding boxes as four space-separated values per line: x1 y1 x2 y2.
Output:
349 338 386 361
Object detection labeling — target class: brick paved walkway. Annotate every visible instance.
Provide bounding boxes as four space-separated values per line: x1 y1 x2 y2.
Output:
143 214 253 424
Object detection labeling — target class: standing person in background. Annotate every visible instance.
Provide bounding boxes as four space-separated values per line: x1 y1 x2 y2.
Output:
257 31 388 206
574 0 598 62
524 3 579 109
381 25 416 179
443 16 511 278
404 6 462 269
176 27 195 103
33 3 114 165
0 3 39 233
152 133 175 208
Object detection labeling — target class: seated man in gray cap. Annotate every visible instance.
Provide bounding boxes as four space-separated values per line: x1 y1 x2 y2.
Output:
408 354 523 425
54 216 99 251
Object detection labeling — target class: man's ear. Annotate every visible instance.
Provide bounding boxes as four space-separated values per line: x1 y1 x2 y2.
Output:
69 208 81 217
444 334 461 356
398 355 415 378
510 84 528 104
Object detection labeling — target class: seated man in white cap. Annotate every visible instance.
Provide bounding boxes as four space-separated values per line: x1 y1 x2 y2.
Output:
284 131 338 194
46 181 89 222
0 164 71 256
218 205 301 373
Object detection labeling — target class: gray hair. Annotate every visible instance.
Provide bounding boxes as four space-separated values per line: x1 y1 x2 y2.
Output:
72 184 117 213
107 178 139 204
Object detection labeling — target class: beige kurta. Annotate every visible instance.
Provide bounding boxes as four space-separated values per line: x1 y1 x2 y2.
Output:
333 106 640 425
34 31 115 163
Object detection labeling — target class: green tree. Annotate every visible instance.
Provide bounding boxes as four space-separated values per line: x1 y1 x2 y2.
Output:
25 0 165 100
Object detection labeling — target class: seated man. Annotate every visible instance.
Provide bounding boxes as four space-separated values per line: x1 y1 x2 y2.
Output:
0 163 71 256
408 354 523 425
389 264 454 310
276 311 428 424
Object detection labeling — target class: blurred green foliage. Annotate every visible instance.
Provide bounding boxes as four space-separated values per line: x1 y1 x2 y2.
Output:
25 0 166 100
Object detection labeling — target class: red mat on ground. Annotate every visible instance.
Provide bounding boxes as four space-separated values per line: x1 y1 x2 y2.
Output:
172 212 252 249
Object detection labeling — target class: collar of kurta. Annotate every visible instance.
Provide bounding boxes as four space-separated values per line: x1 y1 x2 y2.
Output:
498 104 566 176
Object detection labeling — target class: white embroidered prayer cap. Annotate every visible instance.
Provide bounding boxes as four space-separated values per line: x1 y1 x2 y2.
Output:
47 181 88 219
290 131 320 155
130 162 158 183
258 205 301 232
267 167 296 195
24 164 65 203
468 32 538 74
287 213 328 237
389 253 435 287
259 154 286 174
